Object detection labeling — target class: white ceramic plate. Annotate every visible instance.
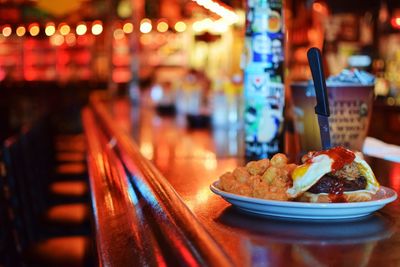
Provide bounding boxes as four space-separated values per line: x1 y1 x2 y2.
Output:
210 181 397 220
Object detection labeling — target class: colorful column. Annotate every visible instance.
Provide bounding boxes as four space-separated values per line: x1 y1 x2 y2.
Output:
243 0 285 160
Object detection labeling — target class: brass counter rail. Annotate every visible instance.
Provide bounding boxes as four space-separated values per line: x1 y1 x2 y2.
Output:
83 92 233 267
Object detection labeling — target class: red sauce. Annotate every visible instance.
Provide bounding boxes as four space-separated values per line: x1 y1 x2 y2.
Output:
328 180 347 203
311 147 355 203
314 146 355 172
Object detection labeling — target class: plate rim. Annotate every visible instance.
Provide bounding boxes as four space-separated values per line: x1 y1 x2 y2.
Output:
210 181 398 208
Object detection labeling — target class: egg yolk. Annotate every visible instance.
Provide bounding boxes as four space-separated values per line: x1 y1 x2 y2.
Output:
292 164 310 181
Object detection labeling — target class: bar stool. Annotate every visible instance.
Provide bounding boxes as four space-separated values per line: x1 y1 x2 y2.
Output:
21 121 88 204
1 137 93 266
13 129 90 228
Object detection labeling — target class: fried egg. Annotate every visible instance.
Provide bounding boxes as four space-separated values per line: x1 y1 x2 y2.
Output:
287 154 333 197
353 154 379 192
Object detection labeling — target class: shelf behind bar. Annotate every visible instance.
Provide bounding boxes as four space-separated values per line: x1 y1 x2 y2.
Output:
87 92 233 266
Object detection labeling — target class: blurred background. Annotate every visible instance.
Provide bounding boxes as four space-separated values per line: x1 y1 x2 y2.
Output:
1 0 400 143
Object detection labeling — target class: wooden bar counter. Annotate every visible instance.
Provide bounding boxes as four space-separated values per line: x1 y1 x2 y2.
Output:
83 92 400 267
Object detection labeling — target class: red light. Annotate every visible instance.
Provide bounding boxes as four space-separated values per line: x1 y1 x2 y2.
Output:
112 68 131 83
391 17 400 29
389 164 400 192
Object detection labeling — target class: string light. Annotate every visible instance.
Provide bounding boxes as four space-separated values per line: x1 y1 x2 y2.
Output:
16 26 26 37
157 21 168 33
59 23 71 36
1 18 198 38
45 23 56 36
174 21 186 32
29 23 40 36
140 19 152 33
91 20 103 35
76 23 87 35
2 25 12 37
122 22 133 33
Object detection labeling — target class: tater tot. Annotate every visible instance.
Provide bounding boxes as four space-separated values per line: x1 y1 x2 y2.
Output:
274 176 290 188
233 167 250 183
262 166 280 184
246 158 270 176
257 158 270 172
247 175 263 189
218 153 297 201
270 153 288 167
277 168 289 180
232 184 252 196
219 172 238 192
245 163 257 175
253 181 270 199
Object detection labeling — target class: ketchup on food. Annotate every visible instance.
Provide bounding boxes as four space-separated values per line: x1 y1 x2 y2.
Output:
314 146 355 172
313 147 356 203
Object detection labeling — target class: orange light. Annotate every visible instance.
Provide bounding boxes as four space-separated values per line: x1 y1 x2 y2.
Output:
174 21 186 32
76 23 87 35
50 33 64 46
313 2 323 12
140 19 152 33
29 23 40 36
312 2 328 14
123 22 133 33
16 26 26 37
65 33 76 46
113 28 125 40
45 23 56 36
157 21 168 33
92 20 103 35
2 25 12 37
59 23 71 36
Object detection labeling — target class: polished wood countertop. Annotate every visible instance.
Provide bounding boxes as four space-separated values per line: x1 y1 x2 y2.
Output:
86 93 400 266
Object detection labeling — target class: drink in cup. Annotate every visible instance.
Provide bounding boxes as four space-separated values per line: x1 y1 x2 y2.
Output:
291 69 375 154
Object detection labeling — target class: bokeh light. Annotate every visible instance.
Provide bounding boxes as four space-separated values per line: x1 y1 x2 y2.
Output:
174 21 186 32
65 33 76 46
76 23 87 35
59 23 71 36
29 23 40 36
140 19 152 33
2 26 12 37
45 23 56 36
113 28 125 40
122 22 133 33
50 33 64 46
92 21 103 35
16 26 26 37
157 21 168 33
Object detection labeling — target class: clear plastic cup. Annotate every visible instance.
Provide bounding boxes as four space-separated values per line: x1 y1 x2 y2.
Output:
291 81 374 153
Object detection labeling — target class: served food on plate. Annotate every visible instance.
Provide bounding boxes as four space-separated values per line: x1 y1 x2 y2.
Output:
287 146 380 203
216 147 381 203
218 153 296 201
